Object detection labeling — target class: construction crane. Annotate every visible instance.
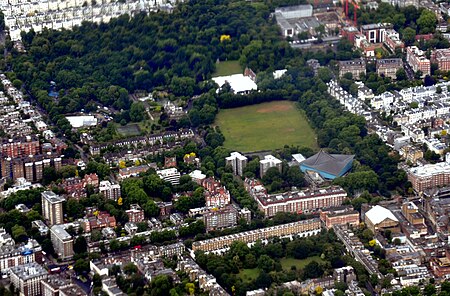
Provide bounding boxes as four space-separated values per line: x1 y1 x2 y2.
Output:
344 0 360 25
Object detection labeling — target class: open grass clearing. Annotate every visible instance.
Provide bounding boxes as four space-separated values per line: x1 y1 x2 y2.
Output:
213 60 243 77
215 101 318 152
280 256 324 271
237 268 260 282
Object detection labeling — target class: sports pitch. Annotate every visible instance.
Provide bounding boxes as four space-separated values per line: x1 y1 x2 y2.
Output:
215 101 317 152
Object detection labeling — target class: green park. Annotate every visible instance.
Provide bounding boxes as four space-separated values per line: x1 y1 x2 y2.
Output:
215 101 318 152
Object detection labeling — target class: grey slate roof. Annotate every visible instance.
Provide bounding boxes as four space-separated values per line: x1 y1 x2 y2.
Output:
300 150 354 176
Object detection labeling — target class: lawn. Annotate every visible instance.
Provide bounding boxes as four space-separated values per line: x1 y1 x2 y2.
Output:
280 256 324 271
215 101 318 152
238 268 260 282
213 60 243 77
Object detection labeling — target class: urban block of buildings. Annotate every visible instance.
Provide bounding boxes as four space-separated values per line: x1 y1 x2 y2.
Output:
406 46 431 77
192 218 321 253
245 178 347 217
2 0 174 41
338 59 366 79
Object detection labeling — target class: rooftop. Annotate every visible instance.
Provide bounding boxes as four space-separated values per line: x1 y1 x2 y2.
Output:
42 191 65 203
41 274 71 290
300 150 354 177
51 225 72 241
10 262 47 281
365 205 399 225
212 74 257 94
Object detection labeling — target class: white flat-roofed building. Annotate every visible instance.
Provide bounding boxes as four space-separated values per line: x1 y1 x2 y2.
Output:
260 155 282 177
50 225 73 260
274 4 313 19
212 74 257 95
65 115 97 128
225 152 248 176
31 220 49 236
189 170 206 185
99 180 121 201
157 168 180 185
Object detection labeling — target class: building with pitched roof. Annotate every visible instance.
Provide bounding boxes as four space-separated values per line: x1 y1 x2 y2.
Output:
300 150 354 179
365 205 399 233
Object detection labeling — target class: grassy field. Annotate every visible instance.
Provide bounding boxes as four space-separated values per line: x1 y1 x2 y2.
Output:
213 60 243 77
280 256 324 271
238 268 260 282
215 101 317 152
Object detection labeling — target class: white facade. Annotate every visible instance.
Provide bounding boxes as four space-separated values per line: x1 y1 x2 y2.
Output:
157 168 181 185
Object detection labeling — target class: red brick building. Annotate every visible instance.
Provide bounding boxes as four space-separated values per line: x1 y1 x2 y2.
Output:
319 206 360 229
83 173 99 188
406 46 430 76
1 136 40 158
431 48 450 71
81 211 116 233
126 204 145 223
202 177 231 207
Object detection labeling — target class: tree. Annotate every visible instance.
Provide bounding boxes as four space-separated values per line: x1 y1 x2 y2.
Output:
149 275 173 296
395 68 407 81
74 236 87 254
130 102 146 122
11 225 27 242
123 263 138 275
317 68 332 83
73 258 89 274
401 27 416 46
417 10 437 34
303 261 324 279
257 255 275 272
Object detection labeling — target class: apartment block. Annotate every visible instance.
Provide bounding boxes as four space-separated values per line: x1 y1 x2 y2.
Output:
260 155 282 177
383 29 405 53
431 48 450 71
126 204 145 223
0 240 42 276
376 58 403 80
338 59 366 80
360 23 390 43
192 219 321 252
9 262 48 296
407 154 450 192
245 179 347 217
50 225 74 260
40 275 72 296
156 168 180 185
1 136 40 158
99 181 121 201
1 155 62 182
203 205 239 232
225 152 248 176
406 46 430 77
41 191 65 226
